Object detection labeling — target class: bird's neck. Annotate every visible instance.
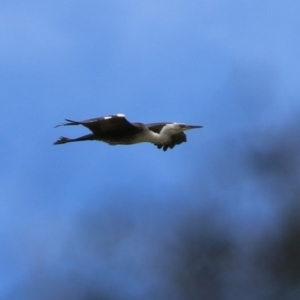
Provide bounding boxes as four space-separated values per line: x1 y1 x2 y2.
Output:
146 129 171 144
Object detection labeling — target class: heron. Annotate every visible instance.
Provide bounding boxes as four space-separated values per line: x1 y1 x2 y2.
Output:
53 113 202 151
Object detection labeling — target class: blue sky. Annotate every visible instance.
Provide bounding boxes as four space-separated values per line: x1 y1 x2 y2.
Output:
1 1 300 299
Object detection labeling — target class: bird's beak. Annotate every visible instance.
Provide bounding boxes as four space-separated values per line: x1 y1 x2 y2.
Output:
183 125 203 130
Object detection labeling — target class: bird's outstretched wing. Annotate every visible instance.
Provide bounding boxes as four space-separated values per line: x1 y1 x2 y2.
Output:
54 114 137 135
146 122 187 151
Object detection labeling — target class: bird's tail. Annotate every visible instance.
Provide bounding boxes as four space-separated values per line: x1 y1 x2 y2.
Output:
54 119 81 128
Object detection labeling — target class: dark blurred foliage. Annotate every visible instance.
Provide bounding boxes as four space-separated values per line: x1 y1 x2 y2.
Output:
8 119 300 300
249 123 300 300
162 121 300 300
3 87 298 300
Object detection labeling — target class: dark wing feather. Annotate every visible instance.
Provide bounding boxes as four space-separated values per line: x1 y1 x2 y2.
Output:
146 122 187 151
145 122 172 134
55 114 137 135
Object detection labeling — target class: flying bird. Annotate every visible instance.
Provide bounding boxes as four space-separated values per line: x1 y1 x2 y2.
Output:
53 114 202 151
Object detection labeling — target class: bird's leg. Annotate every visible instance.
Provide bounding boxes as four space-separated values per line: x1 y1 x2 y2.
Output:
53 136 72 145
53 134 95 145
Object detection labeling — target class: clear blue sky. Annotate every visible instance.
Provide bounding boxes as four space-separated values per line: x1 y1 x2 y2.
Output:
1 1 300 299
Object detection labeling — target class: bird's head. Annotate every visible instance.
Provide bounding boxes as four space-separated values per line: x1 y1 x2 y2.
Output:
162 123 203 135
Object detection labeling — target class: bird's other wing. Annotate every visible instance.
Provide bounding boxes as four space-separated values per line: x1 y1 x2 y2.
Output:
146 122 187 151
145 122 172 133
54 114 137 135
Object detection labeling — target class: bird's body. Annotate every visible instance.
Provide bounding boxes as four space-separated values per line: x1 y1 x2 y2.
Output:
54 114 202 151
